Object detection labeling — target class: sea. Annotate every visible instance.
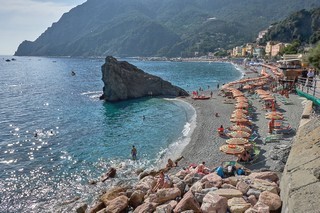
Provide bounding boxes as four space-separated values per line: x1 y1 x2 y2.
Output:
0 56 242 212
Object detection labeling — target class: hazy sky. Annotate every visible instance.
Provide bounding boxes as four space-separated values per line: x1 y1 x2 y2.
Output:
0 0 87 55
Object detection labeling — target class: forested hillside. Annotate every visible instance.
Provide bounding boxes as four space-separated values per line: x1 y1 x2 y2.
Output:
259 8 320 45
15 0 320 57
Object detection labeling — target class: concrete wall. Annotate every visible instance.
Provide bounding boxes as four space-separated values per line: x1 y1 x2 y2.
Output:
280 101 320 213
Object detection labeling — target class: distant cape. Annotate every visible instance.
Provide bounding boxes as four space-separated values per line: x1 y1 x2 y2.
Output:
100 56 189 102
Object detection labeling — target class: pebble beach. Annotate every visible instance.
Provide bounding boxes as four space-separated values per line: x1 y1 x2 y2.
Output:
174 66 305 173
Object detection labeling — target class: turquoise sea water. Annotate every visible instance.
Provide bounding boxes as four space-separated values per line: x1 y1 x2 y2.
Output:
0 56 242 212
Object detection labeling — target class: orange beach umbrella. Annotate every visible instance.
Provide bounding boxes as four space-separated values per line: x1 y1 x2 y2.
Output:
229 125 252 133
220 144 245 155
227 131 251 138
226 138 249 145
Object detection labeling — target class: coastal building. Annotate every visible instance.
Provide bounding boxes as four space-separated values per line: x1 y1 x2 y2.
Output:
265 41 275 57
256 29 268 42
253 47 265 58
265 41 286 57
232 46 243 57
271 43 285 57
245 43 254 56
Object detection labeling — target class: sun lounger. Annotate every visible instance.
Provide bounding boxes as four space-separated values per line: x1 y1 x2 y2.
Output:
264 133 283 144
273 127 295 135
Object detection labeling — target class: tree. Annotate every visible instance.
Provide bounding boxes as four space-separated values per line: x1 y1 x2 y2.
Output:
307 42 320 70
280 40 301 55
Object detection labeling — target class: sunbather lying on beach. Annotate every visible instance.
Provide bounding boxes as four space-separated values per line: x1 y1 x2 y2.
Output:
196 162 210 175
237 150 250 162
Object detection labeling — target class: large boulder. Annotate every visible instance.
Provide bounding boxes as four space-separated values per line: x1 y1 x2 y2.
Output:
201 173 223 188
149 188 181 204
174 191 201 213
104 195 128 213
201 192 227 213
236 180 250 194
134 175 157 193
101 56 189 102
251 179 279 194
227 197 251 213
258 191 282 211
133 202 156 213
129 190 145 208
100 187 127 206
213 189 243 199
249 172 279 183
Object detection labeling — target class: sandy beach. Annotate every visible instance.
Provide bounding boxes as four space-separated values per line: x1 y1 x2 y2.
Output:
171 66 306 173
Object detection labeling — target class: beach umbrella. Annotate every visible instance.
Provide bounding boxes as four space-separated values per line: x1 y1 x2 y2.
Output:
231 113 247 119
230 118 250 123
227 131 250 138
266 114 284 120
235 103 249 108
220 144 245 155
233 109 248 114
229 125 252 133
226 138 249 145
243 85 253 90
266 111 282 116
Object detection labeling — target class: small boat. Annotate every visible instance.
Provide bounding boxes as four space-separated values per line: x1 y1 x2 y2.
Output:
5 59 10 62
192 95 210 100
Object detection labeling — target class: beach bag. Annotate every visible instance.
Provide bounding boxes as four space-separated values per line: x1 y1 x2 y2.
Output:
237 168 245 175
215 166 224 178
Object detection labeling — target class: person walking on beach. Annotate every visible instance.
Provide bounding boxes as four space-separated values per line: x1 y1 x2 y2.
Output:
131 145 137 160
217 83 220 89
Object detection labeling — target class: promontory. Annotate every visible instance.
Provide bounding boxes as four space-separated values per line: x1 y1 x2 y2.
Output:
100 56 189 102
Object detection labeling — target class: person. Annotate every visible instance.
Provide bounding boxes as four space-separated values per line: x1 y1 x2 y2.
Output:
210 91 213 98
131 145 137 160
215 112 219 117
217 83 220 89
196 162 209 174
218 125 224 136
268 119 274 134
152 171 165 192
301 68 308 85
307 68 315 87
166 158 176 169
142 115 145 121
237 150 250 162
163 174 171 188
224 164 236 177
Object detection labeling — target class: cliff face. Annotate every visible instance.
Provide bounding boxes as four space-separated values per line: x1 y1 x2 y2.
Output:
101 56 189 102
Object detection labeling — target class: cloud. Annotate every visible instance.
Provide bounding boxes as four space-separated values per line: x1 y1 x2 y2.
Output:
0 0 85 55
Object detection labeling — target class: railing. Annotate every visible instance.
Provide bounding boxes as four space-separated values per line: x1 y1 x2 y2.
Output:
295 76 320 99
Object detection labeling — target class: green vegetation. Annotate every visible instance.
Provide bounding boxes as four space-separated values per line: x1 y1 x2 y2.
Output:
260 8 320 46
280 40 301 55
14 0 320 57
307 42 320 70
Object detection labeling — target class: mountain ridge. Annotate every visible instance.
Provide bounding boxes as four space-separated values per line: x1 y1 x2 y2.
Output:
15 0 320 57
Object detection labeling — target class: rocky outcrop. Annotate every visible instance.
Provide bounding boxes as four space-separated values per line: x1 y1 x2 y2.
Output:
101 56 189 102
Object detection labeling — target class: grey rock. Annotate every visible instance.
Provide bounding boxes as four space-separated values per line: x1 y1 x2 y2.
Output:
75 203 87 213
195 192 205 203
247 188 261 198
101 56 189 102
201 187 218 194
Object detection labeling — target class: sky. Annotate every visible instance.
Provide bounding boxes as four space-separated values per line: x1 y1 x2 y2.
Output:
0 0 87 55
